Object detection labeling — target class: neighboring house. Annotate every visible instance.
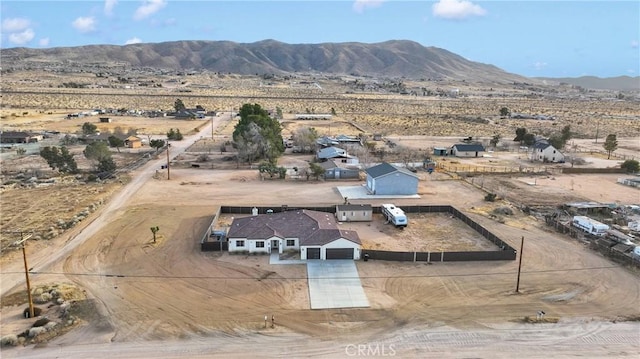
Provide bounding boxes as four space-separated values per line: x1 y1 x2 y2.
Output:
173 110 203 119
531 141 565 163
433 147 448 156
365 162 419 195
316 136 339 147
450 143 485 158
335 134 362 146
0 131 42 144
99 117 112 123
317 147 359 164
335 204 373 222
125 136 143 148
319 160 360 180
226 210 361 260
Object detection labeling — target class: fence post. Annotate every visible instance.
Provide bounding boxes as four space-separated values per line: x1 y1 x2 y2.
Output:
413 251 417 262
427 252 430 263
441 251 444 262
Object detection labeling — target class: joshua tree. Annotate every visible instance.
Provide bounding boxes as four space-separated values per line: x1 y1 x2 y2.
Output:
150 226 160 243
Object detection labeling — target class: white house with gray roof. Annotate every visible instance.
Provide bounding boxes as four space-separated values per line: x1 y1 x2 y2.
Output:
226 210 361 260
365 162 419 195
531 141 565 163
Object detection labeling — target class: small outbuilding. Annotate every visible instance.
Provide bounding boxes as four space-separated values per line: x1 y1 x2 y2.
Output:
125 136 143 148
450 143 485 158
336 204 373 222
365 162 419 195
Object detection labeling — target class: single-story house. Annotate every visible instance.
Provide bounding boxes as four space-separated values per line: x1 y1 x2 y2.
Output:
450 143 485 158
365 162 419 195
531 141 565 163
317 146 359 164
316 136 339 147
319 160 360 180
226 210 361 260
125 136 143 148
335 134 362 146
336 204 372 222
433 147 448 156
0 131 42 144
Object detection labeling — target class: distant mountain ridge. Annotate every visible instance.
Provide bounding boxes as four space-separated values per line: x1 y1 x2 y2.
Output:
1 39 530 83
536 76 640 91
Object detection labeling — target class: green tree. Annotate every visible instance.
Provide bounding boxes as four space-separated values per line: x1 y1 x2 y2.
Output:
603 134 618 159
514 128 527 143
174 99 186 112
97 157 117 173
499 107 510 117
108 135 125 153
83 142 111 162
309 162 325 180
166 128 183 140
39 146 78 173
548 134 565 150
150 139 166 151
621 159 639 173
82 122 98 135
150 226 160 243
490 133 502 148
16 147 27 156
523 133 536 146
233 103 284 163
292 126 319 153
275 106 283 119
560 125 572 143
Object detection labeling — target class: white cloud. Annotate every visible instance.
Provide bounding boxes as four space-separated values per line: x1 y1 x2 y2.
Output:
104 0 118 16
432 0 487 20
72 16 97 33
2 17 31 32
353 0 384 14
533 61 548 70
133 0 167 21
39 37 50 47
631 40 639 49
125 37 142 45
8 28 35 45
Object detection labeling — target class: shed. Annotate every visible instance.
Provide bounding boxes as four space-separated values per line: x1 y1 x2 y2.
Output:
433 147 448 156
336 204 373 222
125 136 142 148
450 143 485 158
99 117 112 123
365 162 419 195
320 160 360 180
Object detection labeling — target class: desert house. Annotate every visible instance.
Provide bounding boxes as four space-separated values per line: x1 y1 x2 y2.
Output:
319 160 360 180
365 162 419 195
226 209 361 260
125 136 143 148
335 204 373 222
531 140 565 163
99 117 112 123
0 131 43 144
450 143 485 157
316 146 359 164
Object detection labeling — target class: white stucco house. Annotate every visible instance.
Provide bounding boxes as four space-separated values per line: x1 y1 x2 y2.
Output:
226 210 361 260
531 141 565 163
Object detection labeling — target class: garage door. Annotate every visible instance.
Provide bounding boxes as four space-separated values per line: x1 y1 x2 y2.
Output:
326 248 354 260
307 248 321 259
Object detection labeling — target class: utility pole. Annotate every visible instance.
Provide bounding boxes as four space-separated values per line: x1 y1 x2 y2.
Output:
211 116 214 139
515 236 525 293
20 232 35 318
594 120 600 144
166 143 171 180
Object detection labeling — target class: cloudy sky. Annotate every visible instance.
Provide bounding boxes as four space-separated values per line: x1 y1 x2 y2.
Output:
1 0 638 78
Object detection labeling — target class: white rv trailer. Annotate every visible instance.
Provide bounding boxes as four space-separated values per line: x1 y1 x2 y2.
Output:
572 216 609 237
381 204 407 228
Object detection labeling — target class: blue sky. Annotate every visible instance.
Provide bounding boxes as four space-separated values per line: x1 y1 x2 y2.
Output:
1 0 638 78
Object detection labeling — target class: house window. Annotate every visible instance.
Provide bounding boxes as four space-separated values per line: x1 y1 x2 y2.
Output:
286 239 295 246
351 212 355 216
256 241 265 248
236 240 245 247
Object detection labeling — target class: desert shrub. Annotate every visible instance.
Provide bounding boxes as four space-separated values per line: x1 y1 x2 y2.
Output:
28 327 46 338
34 292 52 304
621 159 639 173
32 317 50 327
197 154 210 162
1 334 19 347
484 193 497 202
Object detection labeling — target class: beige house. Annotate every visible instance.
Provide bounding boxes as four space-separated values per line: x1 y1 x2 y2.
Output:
335 204 373 222
125 136 142 148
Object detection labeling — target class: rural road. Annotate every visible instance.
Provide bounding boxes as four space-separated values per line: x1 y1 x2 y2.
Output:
0 114 228 296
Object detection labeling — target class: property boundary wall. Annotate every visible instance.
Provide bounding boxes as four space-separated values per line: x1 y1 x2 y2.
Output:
202 205 516 261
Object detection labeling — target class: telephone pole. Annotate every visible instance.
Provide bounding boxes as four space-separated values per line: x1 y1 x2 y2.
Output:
515 236 525 293
165 143 171 180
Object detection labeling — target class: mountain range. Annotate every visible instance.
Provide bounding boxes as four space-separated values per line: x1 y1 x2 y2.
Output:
2 40 637 90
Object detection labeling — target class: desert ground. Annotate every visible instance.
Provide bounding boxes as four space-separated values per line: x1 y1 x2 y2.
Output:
1 71 639 357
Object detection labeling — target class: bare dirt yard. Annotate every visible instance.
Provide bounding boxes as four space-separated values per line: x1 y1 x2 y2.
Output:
1 73 639 356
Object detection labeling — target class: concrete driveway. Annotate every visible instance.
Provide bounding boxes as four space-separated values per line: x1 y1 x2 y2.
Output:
306 260 369 309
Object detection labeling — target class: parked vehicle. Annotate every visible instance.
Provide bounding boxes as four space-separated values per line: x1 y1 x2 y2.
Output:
572 216 609 237
381 204 407 228
605 229 635 246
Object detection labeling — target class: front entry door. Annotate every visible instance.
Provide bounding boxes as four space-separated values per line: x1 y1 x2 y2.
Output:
271 240 279 250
